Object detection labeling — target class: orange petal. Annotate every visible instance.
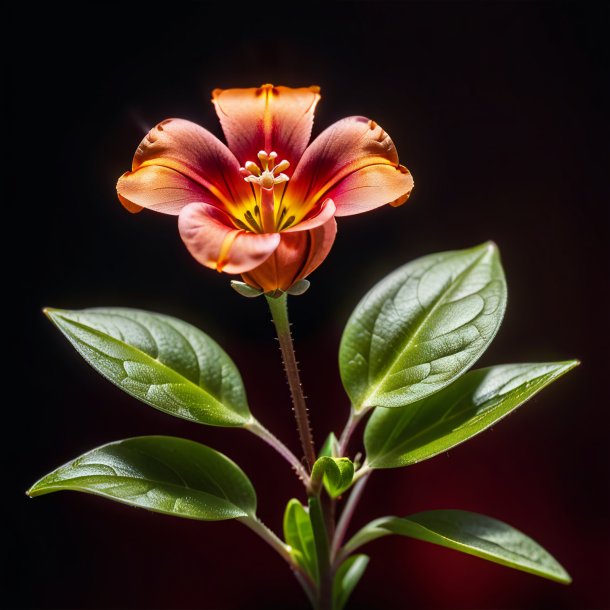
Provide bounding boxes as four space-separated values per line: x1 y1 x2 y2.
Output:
117 118 250 215
117 167 213 215
283 199 336 233
241 217 337 292
178 202 280 274
288 116 414 217
212 84 321 166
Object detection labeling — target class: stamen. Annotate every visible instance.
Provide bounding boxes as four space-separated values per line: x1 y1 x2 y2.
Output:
273 159 290 175
239 150 291 232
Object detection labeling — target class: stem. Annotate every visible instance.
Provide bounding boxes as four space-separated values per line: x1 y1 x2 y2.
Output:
331 471 371 563
308 497 333 610
337 407 368 457
238 516 293 564
266 292 316 472
239 516 316 602
246 419 310 486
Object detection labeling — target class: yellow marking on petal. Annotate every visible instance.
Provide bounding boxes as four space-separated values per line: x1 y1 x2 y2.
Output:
137 158 243 215
216 230 240 273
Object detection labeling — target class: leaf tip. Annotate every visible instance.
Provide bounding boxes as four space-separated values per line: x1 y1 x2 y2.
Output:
556 359 580 374
25 482 41 498
43 307 66 323
478 240 499 257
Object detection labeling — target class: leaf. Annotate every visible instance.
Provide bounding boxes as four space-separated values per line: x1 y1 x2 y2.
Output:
319 432 340 458
230 281 263 298
45 307 251 427
308 496 331 576
333 554 369 610
381 511 571 584
283 499 318 583
342 517 396 556
27 436 257 520
311 457 354 498
339 243 507 411
365 361 578 469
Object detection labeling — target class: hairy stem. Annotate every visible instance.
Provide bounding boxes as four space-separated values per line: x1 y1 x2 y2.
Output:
266 293 316 472
331 471 371 563
246 419 310 486
238 516 293 564
239 516 316 601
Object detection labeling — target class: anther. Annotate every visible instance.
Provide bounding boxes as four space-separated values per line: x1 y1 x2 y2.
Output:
240 150 290 188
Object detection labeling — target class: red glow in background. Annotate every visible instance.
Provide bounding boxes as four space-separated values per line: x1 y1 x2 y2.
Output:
9 4 608 609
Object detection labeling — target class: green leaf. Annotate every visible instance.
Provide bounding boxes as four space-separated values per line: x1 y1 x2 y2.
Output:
378 511 571 584
319 432 340 458
308 496 331 577
230 281 263 298
27 436 257 520
45 307 251 427
343 517 396 556
311 457 354 498
286 279 311 296
283 499 318 582
365 361 578 469
339 243 507 411
333 554 369 610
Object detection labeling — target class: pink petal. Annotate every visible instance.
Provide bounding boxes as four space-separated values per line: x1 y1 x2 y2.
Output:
212 84 321 166
283 199 336 233
117 166 212 215
178 202 280 274
241 216 337 292
117 118 250 215
288 116 414 217
297 216 338 279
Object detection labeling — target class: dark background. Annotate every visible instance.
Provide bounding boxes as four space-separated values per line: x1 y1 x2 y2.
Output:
8 3 609 609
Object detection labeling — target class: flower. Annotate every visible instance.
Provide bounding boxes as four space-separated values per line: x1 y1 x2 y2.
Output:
117 84 414 292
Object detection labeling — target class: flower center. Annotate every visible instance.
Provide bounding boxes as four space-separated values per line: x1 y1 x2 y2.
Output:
240 151 291 233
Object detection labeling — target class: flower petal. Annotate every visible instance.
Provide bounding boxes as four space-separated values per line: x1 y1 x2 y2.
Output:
288 116 414 217
178 202 280 274
283 198 336 233
117 166 213 215
241 217 337 292
117 118 250 215
212 84 321 166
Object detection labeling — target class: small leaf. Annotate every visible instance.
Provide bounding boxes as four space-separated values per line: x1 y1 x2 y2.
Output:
319 432 340 458
283 499 318 583
339 243 507 411
45 308 251 427
230 281 263 298
333 554 369 610
365 361 579 469
346 511 570 584
286 279 311 296
27 436 257 520
311 457 354 498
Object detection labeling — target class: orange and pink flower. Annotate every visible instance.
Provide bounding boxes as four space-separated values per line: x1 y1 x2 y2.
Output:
117 84 413 292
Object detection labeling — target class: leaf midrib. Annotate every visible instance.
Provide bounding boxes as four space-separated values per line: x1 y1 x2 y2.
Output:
359 247 493 408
